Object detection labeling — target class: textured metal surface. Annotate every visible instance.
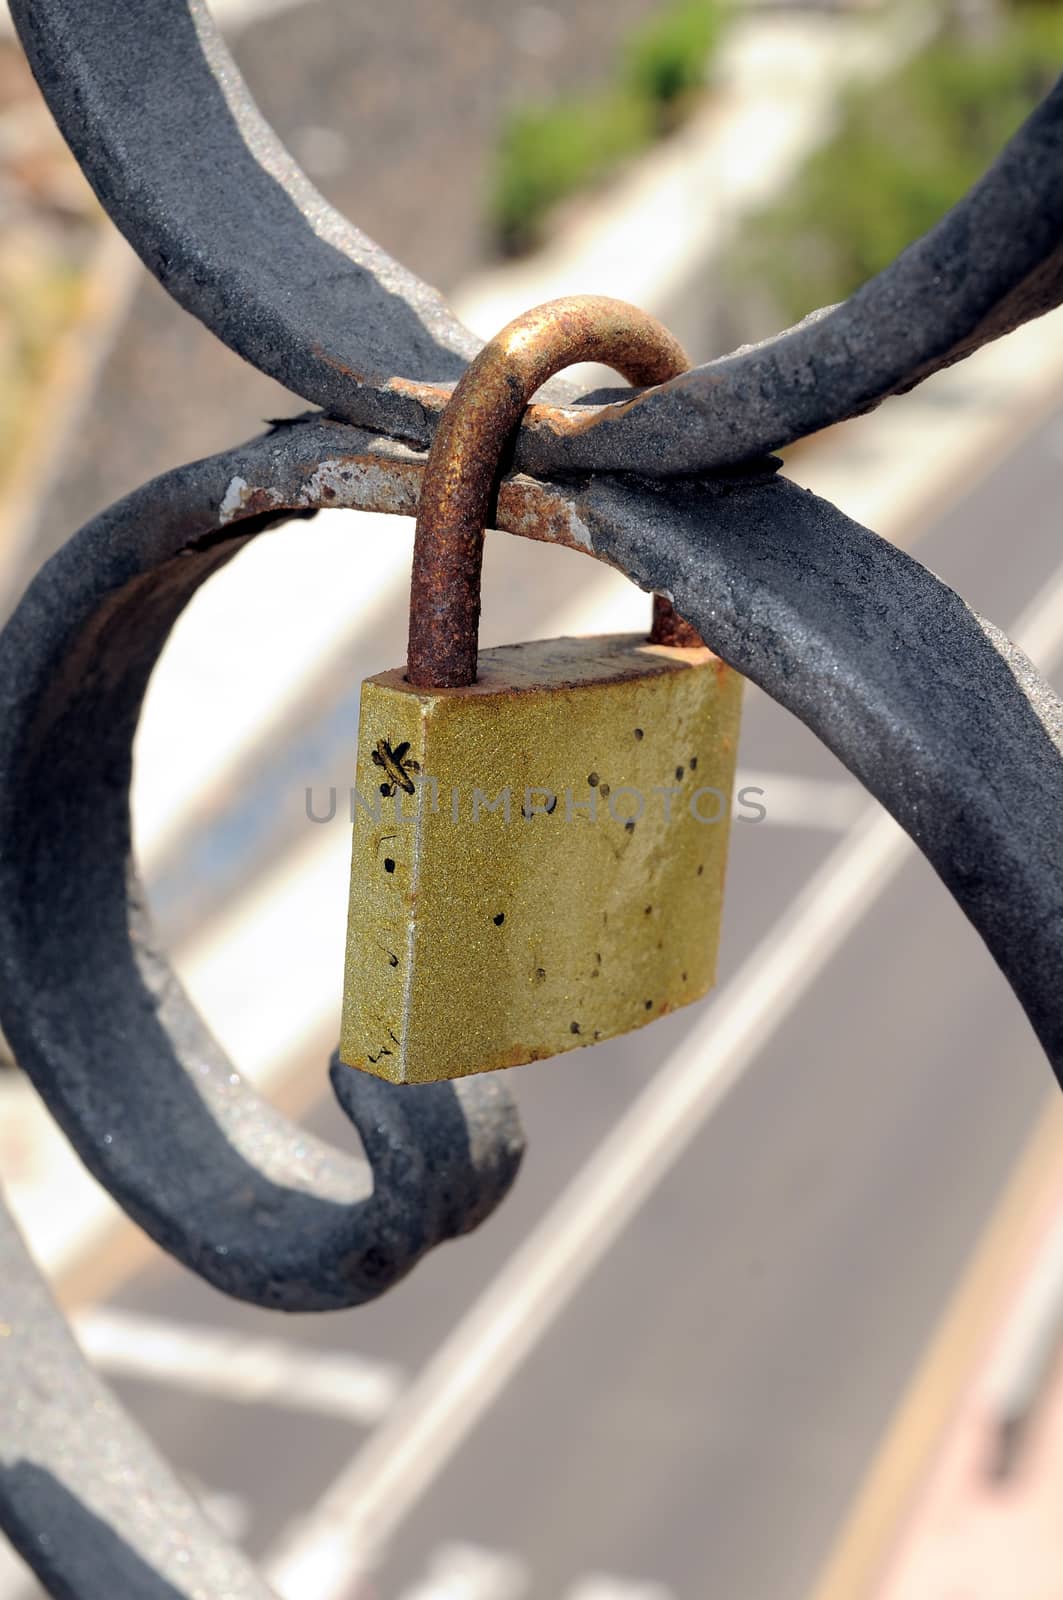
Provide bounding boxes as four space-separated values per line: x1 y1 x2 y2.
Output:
3 5 1063 1595
2 413 1063 1600
342 637 741 1082
409 295 688 687
9 4 1063 476
0 465 524 1315
2 419 1061 1093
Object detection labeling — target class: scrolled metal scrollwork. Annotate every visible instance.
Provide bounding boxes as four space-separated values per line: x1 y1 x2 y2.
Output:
1 1 1063 1594
9 1 1063 472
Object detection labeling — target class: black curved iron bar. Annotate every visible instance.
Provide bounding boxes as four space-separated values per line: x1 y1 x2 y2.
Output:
0 1195 278 1598
528 71 1063 476
581 470 1063 1075
0 458 524 1313
9 0 1063 477
0 422 1061 1327
8 0 478 435
4 8 1062 1598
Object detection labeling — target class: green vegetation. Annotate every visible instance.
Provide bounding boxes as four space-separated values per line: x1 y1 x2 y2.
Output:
732 5 1063 326
625 0 728 126
491 92 653 257
490 1 727 255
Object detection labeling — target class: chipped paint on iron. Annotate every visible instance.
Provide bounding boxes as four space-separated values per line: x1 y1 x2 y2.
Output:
297 455 421 517
219 475 250 523
218 474 284 524
499 476 596 553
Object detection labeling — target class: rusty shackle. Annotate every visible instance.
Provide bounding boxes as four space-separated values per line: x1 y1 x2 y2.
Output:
407 295 697 689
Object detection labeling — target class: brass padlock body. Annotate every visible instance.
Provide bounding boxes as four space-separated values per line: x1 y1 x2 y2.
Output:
341 634 742 1083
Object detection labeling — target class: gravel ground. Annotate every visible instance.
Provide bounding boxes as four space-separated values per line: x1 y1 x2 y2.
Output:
26 0 664 565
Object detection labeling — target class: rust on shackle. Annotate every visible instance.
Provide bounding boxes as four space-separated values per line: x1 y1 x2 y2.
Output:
407 294 702 688
648 595 704 648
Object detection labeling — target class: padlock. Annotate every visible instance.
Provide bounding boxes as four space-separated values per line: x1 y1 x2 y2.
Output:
340 296 743 1083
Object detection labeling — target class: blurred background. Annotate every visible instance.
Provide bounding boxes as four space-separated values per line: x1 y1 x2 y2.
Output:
3 1 1063 1596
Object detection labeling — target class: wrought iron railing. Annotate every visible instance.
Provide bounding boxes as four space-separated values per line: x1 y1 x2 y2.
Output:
0 2 1062 1593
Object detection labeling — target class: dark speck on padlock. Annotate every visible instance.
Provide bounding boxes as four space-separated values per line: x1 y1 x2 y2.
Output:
595 951 602 964
697 863 704 875
633 727 644 741
493 912 505 926
644 905 652 916
625 819 636 834
570 1021 581 1035
681 971 688 982
675 765 685 781
384 858 396 874
535 967 547 982
379 782 391 797
594 1030 603 1040
690 756 698 770
645 1000 653 1011
588 772 600 787
600 783 611 797
386 950 399 967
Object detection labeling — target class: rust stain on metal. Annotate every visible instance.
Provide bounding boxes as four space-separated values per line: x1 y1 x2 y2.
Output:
298 451 423 517
210 444 615 560
311 343 366 384
385 375 453 409
650 594 704 648
520 362 712 445
407 295 691 689
244 486 282 515
497 477 598 554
